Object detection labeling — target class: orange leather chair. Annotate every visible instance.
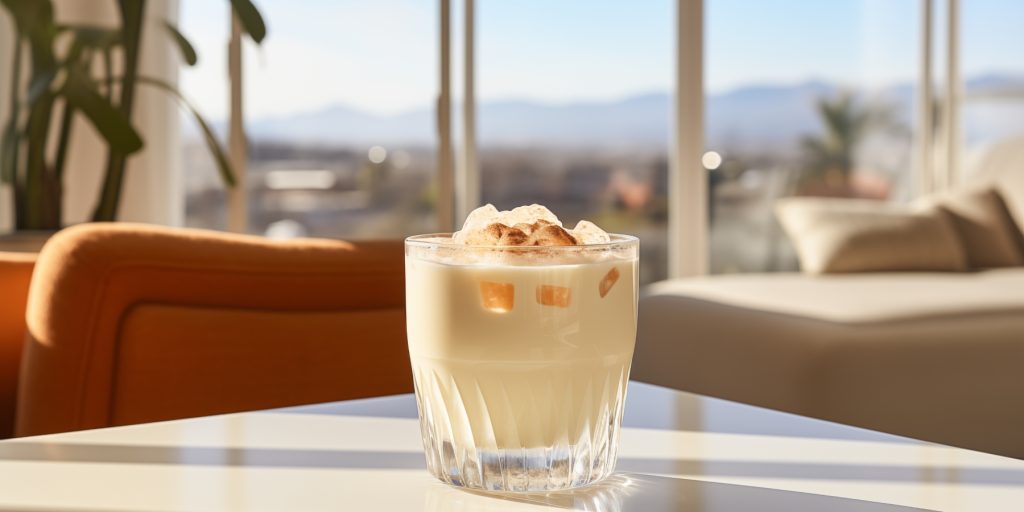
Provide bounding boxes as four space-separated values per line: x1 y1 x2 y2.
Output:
0 252 35 438
16 223 411 437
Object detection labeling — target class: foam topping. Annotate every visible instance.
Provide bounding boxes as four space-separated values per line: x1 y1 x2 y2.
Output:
452 204 611 246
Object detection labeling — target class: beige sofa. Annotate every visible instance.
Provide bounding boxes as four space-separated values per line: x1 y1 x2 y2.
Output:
634 140 1024 459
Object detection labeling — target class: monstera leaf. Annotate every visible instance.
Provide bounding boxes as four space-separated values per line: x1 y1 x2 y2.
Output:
64 70 144 154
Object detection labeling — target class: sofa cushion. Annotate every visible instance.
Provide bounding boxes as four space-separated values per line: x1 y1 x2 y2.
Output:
925 188 1024 268
0 252 35 440
634 270 1024 459
776 198 967 274
641 270 1024 323
113 305 411 426
961 136 1024 240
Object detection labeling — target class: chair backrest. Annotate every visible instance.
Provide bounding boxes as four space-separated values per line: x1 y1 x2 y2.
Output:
963 136 1024 237
0 252 35 438
16 223 411 436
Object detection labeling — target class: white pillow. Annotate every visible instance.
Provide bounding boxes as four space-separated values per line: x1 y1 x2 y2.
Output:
776 198 968 274
917 188 1024 269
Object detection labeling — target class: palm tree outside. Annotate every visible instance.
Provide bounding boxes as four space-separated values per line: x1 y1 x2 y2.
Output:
797 92 901 198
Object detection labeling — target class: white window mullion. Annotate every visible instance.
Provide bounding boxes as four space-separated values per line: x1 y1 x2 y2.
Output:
670 0 707 278
914 0 934 197
942 0 961 189
437 0 455 232
455 0 479 224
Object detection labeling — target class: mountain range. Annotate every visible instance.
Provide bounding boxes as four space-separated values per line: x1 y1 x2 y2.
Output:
235 74 1024 151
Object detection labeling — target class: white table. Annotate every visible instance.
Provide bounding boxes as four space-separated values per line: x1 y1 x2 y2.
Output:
0 382 1020 511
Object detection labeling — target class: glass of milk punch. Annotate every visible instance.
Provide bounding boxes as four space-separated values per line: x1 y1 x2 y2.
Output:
405 204 639 492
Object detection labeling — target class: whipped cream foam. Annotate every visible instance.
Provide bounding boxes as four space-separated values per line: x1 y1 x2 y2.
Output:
413 204 625 266
452 204 611 246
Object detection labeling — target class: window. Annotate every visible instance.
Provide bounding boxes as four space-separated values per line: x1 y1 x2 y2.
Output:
179 1 229 231
476 0 672 284
706 0 919 273
704 0 921 274
961 0 1024 178
175 0 983 281
181 0 438 238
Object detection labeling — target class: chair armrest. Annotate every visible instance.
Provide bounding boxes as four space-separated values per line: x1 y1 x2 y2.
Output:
17 223 406 436
0 252 36 438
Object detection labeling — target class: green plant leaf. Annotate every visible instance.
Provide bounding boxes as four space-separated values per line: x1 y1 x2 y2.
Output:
102 48 114 100
161 21 197 66
63 71 143 154
26 67 56 104
137 76 236 187
57 25 122 49
229 0 267 43
0 0 29 32
15 0 57 71
0 120 17 184
1 0 54 35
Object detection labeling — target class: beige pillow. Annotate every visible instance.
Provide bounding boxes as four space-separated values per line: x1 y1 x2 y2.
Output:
776 198 967 274
923 188 1024 268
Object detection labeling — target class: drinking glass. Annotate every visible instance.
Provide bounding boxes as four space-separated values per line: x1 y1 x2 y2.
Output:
405 234 638 491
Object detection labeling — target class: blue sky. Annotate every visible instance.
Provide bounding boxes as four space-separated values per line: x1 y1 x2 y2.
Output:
179 0 1024 119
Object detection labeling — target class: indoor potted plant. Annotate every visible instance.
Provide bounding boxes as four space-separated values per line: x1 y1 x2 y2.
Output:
0 0 264 247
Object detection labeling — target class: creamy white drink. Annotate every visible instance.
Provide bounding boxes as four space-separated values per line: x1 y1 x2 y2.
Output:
405 205 638 492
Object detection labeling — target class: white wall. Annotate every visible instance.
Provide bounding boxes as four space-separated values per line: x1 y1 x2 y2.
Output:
0 0 182 231
59 0 183 226
124 0 183 226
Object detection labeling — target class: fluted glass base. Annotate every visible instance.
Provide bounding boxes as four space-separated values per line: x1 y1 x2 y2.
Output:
411 355 631 492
